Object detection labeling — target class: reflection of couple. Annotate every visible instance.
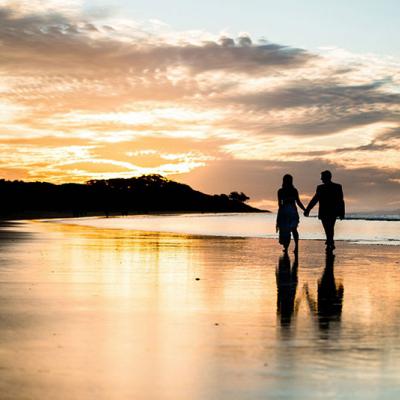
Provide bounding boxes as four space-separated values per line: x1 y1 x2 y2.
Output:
276 252 343 331
276 170 345 253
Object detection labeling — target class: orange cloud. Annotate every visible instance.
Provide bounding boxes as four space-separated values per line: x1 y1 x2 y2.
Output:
0 1 399 210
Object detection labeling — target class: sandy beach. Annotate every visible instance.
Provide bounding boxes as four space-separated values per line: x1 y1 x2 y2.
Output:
0 219 400 400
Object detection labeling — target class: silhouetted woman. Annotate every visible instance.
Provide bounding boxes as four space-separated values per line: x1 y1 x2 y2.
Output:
276 174 305 253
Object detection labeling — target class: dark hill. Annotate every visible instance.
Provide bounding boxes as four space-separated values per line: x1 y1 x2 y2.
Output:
0 174 264 219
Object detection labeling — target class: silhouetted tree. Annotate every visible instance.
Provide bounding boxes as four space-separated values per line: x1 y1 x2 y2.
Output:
228 191 250 203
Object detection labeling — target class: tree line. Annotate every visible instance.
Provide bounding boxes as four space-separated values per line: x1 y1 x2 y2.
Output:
0 174 261 219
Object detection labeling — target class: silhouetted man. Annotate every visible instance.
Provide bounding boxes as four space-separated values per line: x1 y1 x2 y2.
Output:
304 170 345 251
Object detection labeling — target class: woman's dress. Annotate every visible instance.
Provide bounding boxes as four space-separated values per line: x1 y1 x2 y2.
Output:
277 188 300 247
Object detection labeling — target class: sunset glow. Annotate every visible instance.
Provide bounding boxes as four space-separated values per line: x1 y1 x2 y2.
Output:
0 0 399 211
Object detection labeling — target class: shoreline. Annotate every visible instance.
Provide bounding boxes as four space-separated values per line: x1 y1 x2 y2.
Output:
3 209 399 223
3 218 400 253
20 217 400 247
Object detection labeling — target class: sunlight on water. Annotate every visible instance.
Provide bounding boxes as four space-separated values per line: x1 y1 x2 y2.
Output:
54 213 400 245
0 221 399 399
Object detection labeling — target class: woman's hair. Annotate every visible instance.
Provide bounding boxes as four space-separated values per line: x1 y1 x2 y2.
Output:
282 174 294 189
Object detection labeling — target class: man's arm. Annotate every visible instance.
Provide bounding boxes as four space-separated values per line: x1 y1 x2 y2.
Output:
295 189 306 211
304 191 319 217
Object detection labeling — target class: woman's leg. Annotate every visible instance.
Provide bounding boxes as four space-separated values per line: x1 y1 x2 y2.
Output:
292 228 299 252
279 228 290 252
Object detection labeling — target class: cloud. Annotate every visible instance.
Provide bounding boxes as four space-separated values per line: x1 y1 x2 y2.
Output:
0 1 399 210
279 110 398 136
377 126 400 142
214 79 400 137
283 126 400 159
224 80 400 113
0 136 91 147
0 0 82 17
226 80 400 111
0 5 312 73
288 140 392 158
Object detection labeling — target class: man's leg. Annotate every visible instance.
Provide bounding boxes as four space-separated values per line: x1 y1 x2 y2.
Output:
322 217 336 248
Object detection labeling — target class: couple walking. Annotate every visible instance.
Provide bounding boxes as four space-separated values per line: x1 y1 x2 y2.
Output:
276 170 345 253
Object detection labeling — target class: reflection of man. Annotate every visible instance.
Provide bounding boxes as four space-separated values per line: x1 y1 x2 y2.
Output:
317 253 344 329
304 170 345 251
304 253 344 333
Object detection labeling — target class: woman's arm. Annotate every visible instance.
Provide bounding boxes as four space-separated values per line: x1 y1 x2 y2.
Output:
295 190 306 211
277 189 283 207
276 190 282 232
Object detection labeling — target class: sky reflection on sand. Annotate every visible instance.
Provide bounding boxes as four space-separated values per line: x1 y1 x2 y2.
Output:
0 221 399 400
55 213 400 245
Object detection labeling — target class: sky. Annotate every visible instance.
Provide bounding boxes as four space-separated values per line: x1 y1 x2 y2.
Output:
0 0 399 211
84 0 400 56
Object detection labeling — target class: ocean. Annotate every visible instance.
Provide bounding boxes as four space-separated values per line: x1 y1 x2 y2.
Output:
52 212 400 245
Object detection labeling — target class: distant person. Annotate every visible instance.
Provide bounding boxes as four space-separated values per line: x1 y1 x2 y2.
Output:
304 170 345 252
276 174 306 253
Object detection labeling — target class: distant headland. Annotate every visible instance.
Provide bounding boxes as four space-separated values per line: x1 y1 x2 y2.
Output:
0 174 266 219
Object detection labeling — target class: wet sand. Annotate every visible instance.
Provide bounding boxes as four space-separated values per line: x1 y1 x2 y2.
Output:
0 220 400 399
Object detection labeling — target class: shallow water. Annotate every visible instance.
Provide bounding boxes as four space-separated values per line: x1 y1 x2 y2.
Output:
0 221 400 399
54 212 400 245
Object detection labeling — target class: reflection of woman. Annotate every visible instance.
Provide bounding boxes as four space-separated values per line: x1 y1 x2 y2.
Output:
276 253 299 326
276 174 305 253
